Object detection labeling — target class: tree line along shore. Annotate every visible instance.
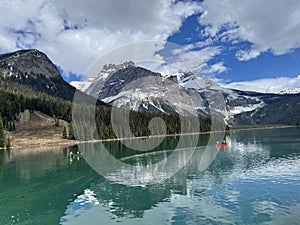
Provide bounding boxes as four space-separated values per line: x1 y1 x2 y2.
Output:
0 79 213 150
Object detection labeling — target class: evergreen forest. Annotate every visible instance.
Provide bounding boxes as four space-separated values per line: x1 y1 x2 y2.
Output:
0 76 213 145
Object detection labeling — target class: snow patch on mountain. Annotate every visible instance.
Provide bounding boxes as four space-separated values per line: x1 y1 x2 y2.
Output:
278 88 300 95
71 61 269 124
71 78 95 92
228 101 265 115
178 72 220 90
70 61 134 92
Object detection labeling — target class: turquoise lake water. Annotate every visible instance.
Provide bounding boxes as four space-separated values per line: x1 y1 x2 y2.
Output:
1 127 300 224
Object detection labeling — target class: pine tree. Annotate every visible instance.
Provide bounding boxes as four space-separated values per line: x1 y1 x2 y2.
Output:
8 121 14 131
12 121 15 131
62 126 67 139
68 123 75 140
0 114 5 149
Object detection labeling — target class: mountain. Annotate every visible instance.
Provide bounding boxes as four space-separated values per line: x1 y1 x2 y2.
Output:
72 62 277 124
72 62 300 126
229 92 300 125
73 62 196 115
73 62 210 117
71 61 135 94
1 49 296 127
0 49 105 105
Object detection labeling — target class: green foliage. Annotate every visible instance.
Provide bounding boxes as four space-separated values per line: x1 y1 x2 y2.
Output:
62 126 67 139
0 78 72 127
7 121 15 131
68 123 75 140
0 77 214 141
0 114 4 148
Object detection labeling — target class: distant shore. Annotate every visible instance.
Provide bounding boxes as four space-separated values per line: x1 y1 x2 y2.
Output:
228 124 296 132
6 116 295 150
95 124 295 143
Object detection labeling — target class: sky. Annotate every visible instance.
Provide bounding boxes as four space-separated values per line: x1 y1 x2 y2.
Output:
1 0 300 93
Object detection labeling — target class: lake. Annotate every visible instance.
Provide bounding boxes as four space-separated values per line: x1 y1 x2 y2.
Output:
1 127 300 225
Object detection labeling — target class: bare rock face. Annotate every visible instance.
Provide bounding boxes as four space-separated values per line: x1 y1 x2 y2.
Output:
0 49 61 79
74 61 300 125
73 62 271 124
0 49 71 98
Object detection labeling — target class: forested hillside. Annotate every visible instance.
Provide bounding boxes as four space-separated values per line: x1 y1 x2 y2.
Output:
0 77 213 145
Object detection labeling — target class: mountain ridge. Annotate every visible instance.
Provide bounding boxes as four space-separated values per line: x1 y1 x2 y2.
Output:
72 62 266 120
72 62 300 126
1 49 299 127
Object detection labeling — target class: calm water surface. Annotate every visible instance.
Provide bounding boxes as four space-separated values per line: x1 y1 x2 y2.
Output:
1 127 300 225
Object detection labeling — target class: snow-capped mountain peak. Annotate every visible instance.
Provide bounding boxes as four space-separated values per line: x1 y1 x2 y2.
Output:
278 88 300 95
178 72 220 91
98 61 134 80
71 61 134 92
71 64 269 125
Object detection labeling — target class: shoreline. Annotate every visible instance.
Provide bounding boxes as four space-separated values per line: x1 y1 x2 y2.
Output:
88 124 295 143
6 124 296 151
228 124 296 132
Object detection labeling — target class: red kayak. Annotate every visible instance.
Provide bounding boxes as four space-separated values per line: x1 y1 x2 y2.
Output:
216 143 227 148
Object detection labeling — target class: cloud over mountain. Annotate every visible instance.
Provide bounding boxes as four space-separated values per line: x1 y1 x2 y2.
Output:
2 0 300 85
223 75 300 93
0 0 202 76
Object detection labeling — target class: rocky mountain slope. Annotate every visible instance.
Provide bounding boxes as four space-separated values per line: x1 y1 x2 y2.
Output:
230 92 300 125
0 49 105 105
72 62 291 125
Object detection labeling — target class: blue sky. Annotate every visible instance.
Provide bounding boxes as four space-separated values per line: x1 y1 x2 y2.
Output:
1 0 300 93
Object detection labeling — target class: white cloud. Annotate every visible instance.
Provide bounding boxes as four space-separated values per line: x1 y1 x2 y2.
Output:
235 49 261 61
161 44 226 75
52 0 202 36
84 41 166 78
0 0 202 77
209 62 227 74
223 75 300 93
199 0 300 61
